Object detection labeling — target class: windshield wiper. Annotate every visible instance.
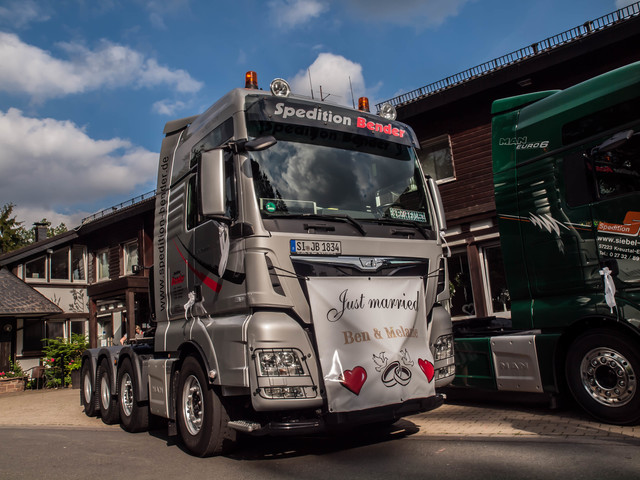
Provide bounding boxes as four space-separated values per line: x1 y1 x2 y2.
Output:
365 217 431 240
267 213 367 236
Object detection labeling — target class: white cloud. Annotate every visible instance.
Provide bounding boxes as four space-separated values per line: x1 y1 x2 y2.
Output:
0 32 203 101
0 108 158 227
289 53 365 107
615 0 637 8
338 0 472 28
0 0 51 28
269 0 329 29
152 99 187 116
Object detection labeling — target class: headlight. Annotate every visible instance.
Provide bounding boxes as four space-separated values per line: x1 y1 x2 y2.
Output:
257 349 304 376
434 334 454 361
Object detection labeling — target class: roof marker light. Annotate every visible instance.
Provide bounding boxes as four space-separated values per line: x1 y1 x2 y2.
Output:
270 78 291 97
245 71 258 89
358 97 370 112
378 103 397 121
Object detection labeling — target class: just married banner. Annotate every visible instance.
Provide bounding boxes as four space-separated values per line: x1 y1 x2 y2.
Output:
308 276 436 413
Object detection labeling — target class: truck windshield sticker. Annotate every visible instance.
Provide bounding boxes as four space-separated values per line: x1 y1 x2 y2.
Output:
246 96 415 147
307 277 435 413
389 207 427 223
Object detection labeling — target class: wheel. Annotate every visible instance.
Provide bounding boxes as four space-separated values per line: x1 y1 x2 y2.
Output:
565 329 640 425
97 359 119 425
80 360 97 417
176 356 235 457
118 357 149 432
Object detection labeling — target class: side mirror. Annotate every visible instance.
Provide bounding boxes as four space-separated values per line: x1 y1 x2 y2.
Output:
199 149 226 217
245 136 277 152
426 176 447 232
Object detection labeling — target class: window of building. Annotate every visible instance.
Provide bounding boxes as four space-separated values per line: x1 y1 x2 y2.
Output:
46 320 64 340
418 134 455 183
482 244 511 315
25 256 46 281
123 241 139 275
71 246 86 281
97 249 109 281
22 320 45 354
50 248 70 281
448 251 474 317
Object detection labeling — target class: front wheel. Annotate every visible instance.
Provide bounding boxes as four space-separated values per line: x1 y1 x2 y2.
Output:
97 359 119 425
565 329 640 425
118 358 149 432
176 356 235 457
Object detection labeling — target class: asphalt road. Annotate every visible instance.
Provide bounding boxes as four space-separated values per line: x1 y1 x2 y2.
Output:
1 388 639 479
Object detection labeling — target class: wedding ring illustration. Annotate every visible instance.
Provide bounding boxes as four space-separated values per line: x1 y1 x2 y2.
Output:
381 361 412 387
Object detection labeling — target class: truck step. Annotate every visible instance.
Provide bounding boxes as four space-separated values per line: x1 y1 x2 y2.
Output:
228 420 263 433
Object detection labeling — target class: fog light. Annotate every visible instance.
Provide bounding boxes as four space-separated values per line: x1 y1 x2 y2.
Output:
436 364 456 380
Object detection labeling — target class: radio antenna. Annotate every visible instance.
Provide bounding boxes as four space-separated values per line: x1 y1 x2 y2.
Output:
349 76 355 109
308 69 314 100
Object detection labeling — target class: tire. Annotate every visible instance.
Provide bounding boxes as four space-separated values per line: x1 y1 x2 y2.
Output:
565 329 640 425
176 356 235 457
97 359 119 425
80 360 97 417
118 357 149 432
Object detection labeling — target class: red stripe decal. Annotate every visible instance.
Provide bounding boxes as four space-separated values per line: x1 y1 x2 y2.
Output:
174 242 222 293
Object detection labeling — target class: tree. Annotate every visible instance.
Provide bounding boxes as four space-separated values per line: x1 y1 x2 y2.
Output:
0 203 29 254
0 205 68 254
21 219 68 244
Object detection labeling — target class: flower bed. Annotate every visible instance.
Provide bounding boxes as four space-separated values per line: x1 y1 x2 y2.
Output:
0 376 26 394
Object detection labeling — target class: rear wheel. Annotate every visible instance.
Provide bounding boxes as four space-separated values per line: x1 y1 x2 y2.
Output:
565 329 640 425
80 360 97 417
97 359 119 425
118 358 149 432
176 356 235 457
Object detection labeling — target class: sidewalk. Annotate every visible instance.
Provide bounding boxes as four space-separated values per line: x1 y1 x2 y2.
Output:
1 387 639 444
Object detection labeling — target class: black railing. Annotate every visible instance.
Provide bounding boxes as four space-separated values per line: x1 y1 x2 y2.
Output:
81 190 156 225
376 2 640 110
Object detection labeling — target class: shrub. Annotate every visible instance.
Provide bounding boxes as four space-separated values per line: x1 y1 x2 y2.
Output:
42 333 88 388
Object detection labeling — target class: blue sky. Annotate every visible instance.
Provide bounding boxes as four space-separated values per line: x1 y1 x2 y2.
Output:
0 0 635 228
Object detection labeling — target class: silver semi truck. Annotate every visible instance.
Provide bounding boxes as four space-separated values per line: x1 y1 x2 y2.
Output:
80 72 455 457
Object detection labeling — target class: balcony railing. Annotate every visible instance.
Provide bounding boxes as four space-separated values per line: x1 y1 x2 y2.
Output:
81 190 156 225
376 2 640 110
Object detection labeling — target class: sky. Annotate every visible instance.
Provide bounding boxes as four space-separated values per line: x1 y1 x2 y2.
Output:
0 0 636 229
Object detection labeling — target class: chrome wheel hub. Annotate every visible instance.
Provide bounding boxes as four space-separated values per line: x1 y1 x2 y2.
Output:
83 370 92 404
182 375 203 436
100 373 111 410
580 347 636 407
120 373 134 417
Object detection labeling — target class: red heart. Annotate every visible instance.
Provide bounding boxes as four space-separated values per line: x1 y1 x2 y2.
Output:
341 366 367 395
418 358 435 383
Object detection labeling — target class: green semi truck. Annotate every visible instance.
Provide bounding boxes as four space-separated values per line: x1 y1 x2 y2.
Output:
453 61 640 425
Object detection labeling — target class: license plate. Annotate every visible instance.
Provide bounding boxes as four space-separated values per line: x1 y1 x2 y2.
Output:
290 240 341 255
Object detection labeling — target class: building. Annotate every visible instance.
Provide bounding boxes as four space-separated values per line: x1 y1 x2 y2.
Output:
377 3 640 321
0 191 155 370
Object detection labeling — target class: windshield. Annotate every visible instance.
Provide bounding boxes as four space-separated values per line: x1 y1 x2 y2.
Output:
247 120 433 229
